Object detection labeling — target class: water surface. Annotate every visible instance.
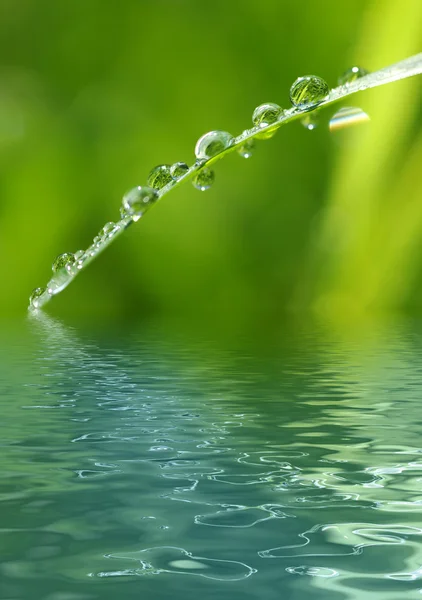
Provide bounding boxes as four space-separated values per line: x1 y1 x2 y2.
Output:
1 316 422 600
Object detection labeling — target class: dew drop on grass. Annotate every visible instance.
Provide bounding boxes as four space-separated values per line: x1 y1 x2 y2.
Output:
237 139 255 158
52 252 75 273
289 75 329 110
195 131 234 160
329 106 370 144
338 66 369 86
170 162 189 179
100 222 117 238
252 103 282 128
29 287 47 309
301 114 318 130
122 186 158 220
192 167 215 191
147 164 173 190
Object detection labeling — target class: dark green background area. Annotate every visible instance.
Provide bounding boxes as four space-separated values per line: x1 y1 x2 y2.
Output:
0 0 421 321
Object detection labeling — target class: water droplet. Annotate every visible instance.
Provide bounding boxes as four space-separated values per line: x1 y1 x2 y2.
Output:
52 252 75 273
252 103 282 127
338 66 369 86
237 139 255 158
289 75 329 110
100 222 116 237
170 162 189 179
329 106 370 143
195 131 234 160
147 164 173 190
301 114 318 130
122 186 158 220
192 167 215 191
74 250 85 260
29 287 47 309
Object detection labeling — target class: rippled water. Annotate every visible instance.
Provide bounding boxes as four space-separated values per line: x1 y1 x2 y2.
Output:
1 316 422 600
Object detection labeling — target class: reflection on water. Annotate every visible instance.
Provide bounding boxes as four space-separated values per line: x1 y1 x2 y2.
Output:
1 315 422 599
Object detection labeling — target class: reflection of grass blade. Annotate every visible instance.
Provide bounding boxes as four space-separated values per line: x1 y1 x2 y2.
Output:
30 53 422 311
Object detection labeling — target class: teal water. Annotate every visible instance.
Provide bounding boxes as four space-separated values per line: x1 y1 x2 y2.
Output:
1 316 422 600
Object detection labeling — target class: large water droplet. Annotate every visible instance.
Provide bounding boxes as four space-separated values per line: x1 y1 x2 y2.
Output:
252 103 282 127
122 186 158 220
147 165 172 190
195 131 234 160
338 66 368 86
170 162 189 179
238 139 255 158
289 75 329 110
192 167 215 191
29 287 47 309
329 106 370 139
52 252 75 273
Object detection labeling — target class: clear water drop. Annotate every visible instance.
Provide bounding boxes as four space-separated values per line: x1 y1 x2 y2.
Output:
237 139 255 158
329 106 370 142
195 131 234 160
301 114 318 130
147 164 172 190
338 66 369 86
170 162 189 179
192 167 215 191
52 252 75 273
29 287 47 309
100 222 116 237
122 186 158 220
289 75 329 110
252 103 282 127
74 250 85 261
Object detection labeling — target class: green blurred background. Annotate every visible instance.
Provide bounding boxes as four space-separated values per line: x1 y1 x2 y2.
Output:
0 0 421 323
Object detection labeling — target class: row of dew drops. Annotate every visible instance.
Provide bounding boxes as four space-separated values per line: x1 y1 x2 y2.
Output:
30 66 368 309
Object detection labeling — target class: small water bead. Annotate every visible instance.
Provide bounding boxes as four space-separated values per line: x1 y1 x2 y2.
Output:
52 252 75 273
195 131 234 160
101 222 116 237
252 103 282 127
301 114 318 130
237 139 255 158
29 287 47 309
192 167 215 191
122 186 158 220
289 75 329 110
170 161 189 179
147 164 173 190
338 66 369 86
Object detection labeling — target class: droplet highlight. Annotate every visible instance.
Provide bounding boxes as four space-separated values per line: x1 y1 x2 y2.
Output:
147 165 173 190
192 167 215 191
289 75 329 110
237 139 255 158
122 186 158 220
195 131 234 160
170 162 189 179
338 66 369 86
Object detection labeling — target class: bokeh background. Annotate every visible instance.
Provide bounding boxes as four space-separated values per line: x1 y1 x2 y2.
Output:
0 0 421 322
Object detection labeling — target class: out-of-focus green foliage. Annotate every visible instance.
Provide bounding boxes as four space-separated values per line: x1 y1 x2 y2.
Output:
0 0 421 322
